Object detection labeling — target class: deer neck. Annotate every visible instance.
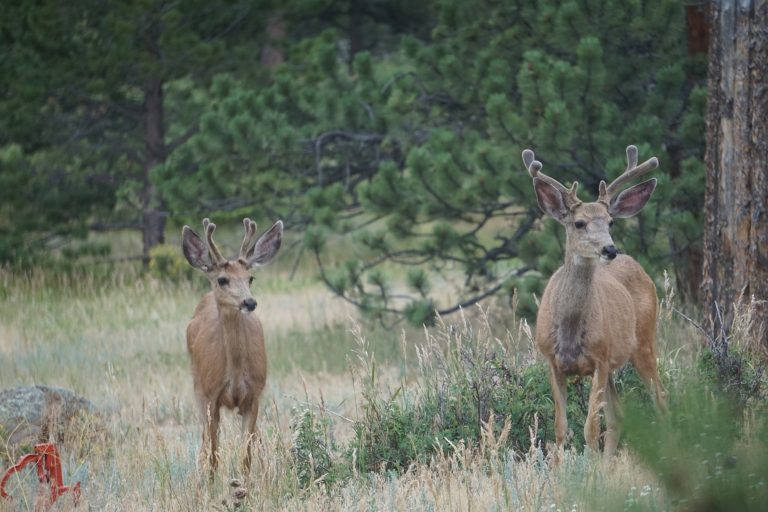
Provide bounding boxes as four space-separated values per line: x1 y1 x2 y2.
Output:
560 254 598 306
554 254 599 350
216 305 250 368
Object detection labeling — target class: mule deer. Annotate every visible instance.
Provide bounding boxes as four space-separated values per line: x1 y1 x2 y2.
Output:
523 145 667 456
182 217 283 477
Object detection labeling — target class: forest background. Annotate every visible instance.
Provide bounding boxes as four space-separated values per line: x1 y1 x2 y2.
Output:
1 1 767 510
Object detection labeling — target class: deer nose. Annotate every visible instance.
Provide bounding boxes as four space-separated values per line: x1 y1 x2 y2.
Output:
243 298 257 311
601 245 619 260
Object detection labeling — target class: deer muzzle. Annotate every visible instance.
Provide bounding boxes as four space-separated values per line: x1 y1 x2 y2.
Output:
600 245 619 261
242 298 257 312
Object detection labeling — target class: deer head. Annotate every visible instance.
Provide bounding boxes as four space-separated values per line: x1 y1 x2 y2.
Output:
182 218 283 313
522 145 658 262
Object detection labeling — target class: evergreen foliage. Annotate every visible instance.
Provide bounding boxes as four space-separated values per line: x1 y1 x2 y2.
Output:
0 1 271 263
163 0 705 324
0 0 705 323
0 144 115 263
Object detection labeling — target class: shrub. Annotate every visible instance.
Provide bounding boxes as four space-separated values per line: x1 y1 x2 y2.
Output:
148 243 194 282
695 296 767 407
624 375 768 511
697 349 766 406
290 407 348 489
347 308 590 474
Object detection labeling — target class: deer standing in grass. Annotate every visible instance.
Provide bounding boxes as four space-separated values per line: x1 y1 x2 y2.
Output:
182 217 283 477
523 145 667 456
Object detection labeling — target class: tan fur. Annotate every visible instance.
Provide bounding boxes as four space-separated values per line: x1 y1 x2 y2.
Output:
182 218 283 479
524 146 667 456
187 277 267 475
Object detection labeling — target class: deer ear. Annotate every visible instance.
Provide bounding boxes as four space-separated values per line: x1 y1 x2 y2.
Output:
182 226 213 271
533 178 569 222
609 178 657 218
247 221 283 268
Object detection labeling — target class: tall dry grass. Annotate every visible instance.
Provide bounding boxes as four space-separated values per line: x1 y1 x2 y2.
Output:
0 265 759 511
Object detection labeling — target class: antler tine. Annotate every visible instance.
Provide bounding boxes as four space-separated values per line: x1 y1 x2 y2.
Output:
599 145 659 203
522 149 581 207
239 218 258 259
626 145 638 170
202 218 226 265
522 149 536 172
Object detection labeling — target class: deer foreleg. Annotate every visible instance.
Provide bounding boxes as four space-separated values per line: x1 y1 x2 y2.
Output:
198 400 221 480
585 365 609 453
548 364 568 449
240 400 261 474
603 373 623 456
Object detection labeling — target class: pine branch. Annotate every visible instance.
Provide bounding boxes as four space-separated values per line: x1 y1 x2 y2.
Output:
435 266 531 316
167 125 199 154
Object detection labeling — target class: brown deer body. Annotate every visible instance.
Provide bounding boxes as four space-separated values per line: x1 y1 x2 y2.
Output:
182 218 283 476
523 146 667 455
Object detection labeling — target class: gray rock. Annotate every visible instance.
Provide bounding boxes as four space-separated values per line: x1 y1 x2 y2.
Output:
0 386 101 461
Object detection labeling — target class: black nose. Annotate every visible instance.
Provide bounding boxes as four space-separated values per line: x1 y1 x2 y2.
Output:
243 298 257 311
601 245 619 260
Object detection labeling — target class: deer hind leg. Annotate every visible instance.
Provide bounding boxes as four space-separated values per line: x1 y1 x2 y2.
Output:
603 374 623 456
548 364 568 449
632 344 668 413
585 365 609 453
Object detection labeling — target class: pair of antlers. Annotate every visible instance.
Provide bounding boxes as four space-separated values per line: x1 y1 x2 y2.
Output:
199 217 261 267
522 145 659 207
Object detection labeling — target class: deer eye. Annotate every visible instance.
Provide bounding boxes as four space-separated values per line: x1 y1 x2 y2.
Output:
574 220 587 229
608 219 614 228
217 277 229 286
248 276 254 285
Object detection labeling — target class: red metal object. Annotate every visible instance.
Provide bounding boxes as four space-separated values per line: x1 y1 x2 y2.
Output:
0 443 81 509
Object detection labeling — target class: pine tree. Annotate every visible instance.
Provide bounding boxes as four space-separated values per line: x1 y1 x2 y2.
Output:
164 0 706 325
0 1 272 264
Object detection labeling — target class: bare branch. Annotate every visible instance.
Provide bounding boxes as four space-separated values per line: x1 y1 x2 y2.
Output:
436 267 530 317
167 125 199 154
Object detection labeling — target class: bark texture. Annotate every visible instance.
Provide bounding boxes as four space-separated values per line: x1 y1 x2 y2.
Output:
141 72 167 265
703 0 768 351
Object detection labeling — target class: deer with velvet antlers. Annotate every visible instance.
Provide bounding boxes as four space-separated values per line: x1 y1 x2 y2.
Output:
523 145 667 456
182 217 283 477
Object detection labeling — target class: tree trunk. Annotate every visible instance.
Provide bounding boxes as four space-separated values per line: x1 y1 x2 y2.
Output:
141 74 167 266
260 15 285 69
703 0 768 351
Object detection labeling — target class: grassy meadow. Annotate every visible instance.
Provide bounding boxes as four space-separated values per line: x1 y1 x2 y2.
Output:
0 237 766 511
